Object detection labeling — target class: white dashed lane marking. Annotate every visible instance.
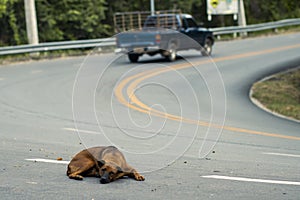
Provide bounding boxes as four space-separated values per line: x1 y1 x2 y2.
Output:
26 158 69 165
202 175 300 186
63 127 102 135
262 152 300 158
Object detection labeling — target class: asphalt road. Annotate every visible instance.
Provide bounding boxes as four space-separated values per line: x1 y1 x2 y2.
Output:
0 33 300 200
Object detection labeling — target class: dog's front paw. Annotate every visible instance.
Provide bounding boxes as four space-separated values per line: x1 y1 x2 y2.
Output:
69 174 84 180
134 173 145 181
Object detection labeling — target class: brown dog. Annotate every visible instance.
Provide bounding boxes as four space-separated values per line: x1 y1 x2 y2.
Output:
67 146 145 184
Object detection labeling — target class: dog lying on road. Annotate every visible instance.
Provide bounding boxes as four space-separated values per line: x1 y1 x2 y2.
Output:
67 146 145 184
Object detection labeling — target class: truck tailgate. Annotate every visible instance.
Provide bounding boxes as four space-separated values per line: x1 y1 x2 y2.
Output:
116 31 159 48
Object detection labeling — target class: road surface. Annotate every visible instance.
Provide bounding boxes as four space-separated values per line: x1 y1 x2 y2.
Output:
0 33 300 199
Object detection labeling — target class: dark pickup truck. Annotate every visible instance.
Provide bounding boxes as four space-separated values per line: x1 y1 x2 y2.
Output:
115 13 214 62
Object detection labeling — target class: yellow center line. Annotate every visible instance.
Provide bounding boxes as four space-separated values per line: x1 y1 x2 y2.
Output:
114 43 300 141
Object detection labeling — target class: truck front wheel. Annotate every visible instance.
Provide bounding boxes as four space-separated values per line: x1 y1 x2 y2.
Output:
128 53 139 63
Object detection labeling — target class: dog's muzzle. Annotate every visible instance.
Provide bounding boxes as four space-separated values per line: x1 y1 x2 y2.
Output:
100 178 110 184
100 172 110 184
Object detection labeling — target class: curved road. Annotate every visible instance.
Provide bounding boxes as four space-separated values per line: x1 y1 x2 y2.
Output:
0 33 300 199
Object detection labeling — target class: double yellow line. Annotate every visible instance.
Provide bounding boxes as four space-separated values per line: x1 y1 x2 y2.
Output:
114 43 300 141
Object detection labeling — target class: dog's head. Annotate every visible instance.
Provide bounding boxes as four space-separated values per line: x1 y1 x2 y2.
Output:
97 160 124 184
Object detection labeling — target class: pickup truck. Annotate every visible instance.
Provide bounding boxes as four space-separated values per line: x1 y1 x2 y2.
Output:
115 13 214 62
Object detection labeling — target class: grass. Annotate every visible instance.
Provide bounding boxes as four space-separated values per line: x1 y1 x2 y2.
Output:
0 46 116 65
0 49 90 65
251 68 300 120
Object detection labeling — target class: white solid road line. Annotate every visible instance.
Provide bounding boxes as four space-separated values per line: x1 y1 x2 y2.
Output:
202 175 300 186
26 158 70 165
262 152 300 158
63 127 102 135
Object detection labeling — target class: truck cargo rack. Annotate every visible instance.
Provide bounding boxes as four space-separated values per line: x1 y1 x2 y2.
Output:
114 10 181 33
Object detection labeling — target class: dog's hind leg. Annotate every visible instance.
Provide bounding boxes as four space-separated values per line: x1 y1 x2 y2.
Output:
67 159 95 180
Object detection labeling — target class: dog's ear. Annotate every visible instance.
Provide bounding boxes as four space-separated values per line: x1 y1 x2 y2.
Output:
117 166 123 174
98 160 106 167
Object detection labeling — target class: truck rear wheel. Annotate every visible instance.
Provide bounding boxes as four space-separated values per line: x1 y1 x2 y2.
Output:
128 53 139 63
201 38 213 56
165 43 177 62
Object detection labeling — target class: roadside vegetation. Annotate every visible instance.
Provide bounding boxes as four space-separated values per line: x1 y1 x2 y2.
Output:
251 68 300 121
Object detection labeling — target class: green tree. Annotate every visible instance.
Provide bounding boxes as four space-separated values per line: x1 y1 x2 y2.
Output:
244 0 300 24
37 0 109 42
0 0 8 17
0 0 25 46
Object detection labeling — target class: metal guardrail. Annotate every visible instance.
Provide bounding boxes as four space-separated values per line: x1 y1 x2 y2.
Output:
0 38 115 56
0 18 299 56
211 18 300 35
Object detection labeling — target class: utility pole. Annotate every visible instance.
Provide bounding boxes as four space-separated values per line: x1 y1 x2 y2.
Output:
150 0 155 15
24 0 39 45
238 0 247 36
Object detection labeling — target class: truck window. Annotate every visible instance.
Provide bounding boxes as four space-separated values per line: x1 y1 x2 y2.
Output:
144 15 178 29
144 18 156 27
184 18 198 28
